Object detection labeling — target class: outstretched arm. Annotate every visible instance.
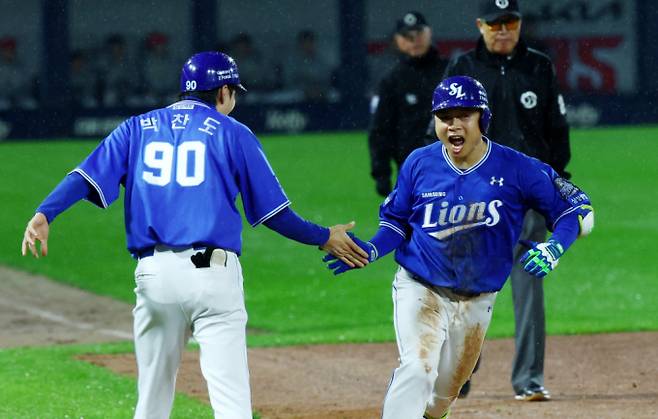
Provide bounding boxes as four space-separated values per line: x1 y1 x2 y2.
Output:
324 226 405 275
21 173 92 258
263 207 369 267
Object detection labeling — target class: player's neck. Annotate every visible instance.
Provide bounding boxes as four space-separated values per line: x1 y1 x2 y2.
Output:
450 138 488 169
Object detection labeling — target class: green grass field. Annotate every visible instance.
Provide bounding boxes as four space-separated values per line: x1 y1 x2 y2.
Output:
1 126 657 416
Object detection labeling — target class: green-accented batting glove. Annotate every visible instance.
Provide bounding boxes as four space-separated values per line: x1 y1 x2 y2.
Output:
519 239 564 278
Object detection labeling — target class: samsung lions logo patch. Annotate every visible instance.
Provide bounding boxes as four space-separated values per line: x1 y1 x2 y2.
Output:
449 83 466 99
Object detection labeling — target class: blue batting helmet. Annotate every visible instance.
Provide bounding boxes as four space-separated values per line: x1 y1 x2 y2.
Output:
431 75 492 133
180 51 246 93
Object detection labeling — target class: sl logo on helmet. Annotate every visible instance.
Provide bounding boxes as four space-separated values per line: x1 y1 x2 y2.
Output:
449 83 466 99
520 91 537 109
496 0 509 9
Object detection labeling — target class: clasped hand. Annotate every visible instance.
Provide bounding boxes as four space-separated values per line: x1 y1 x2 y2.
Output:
320 222 370 269
323 233 376 275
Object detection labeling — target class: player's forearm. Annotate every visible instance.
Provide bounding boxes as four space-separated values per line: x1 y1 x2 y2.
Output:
548 213 579 252
367 225 405 260
36 172 92 223
263 207 329 246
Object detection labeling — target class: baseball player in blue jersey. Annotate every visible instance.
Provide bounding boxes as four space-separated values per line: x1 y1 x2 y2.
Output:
324 75 594 418
21 51 368 419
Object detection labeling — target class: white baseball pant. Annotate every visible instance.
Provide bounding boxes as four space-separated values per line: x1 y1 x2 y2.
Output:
382 267 497 419
132 246 251 419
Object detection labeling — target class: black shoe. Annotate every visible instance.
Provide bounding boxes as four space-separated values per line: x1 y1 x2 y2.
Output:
514 386 551 401
458 379 471 398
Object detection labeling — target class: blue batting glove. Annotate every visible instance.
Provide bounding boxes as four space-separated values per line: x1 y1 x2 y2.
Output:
323 233 377 276
519 239 564 278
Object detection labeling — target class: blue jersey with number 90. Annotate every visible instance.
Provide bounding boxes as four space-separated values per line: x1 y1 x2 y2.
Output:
73 99 289 254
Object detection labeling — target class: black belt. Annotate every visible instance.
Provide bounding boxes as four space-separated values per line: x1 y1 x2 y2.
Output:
134 243 207 259
408 271 481 298
449 288 482 298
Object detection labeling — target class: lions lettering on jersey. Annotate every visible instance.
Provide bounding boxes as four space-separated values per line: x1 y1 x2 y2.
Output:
421 200 503 240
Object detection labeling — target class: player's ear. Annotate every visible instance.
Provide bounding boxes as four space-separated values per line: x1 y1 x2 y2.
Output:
217 86 226 105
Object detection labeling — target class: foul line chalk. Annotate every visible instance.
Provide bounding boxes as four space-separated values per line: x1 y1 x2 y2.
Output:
0 296 133 340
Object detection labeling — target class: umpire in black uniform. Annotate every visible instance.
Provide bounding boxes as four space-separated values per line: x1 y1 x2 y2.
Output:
368 11 447 197
442 0 571 401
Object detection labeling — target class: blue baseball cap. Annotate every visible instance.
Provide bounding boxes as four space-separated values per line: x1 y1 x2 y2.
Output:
180 51 247 93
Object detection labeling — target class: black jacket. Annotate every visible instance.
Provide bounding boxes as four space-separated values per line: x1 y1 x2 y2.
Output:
444 38 571 178
368 47 447 195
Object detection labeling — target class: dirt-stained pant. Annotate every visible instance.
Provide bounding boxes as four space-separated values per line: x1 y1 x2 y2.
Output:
382 267 497 419
132 246 252 419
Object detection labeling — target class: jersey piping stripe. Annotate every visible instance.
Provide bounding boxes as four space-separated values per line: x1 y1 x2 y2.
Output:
252 200 291 227
551 205 580 230
70 168 108 208
441 138 492 175
379 221 406 238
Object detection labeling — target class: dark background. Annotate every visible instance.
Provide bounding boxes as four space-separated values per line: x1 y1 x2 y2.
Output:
0 0 656 139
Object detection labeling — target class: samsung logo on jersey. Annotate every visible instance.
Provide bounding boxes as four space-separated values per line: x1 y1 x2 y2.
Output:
421 191 447 198
422 200 503 240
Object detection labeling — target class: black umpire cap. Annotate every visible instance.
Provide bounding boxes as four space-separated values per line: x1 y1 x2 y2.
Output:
480 0 522 22
395 11 429 34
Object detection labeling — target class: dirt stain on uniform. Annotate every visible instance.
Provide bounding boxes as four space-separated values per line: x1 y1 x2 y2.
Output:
448 323 484 397
418 288 441 373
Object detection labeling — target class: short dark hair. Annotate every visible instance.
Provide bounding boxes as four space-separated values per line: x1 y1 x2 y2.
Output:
178 85 236 105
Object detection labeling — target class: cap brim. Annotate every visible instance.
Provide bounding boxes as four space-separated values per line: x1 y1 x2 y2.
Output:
397 24 427 35
482 11 521 23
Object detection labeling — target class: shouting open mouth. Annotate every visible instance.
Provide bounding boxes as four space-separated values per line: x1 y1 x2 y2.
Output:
448 135 465 154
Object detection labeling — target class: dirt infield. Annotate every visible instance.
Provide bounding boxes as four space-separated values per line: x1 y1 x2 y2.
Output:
2 266 657 418
84 333 658 418
0 266 133 347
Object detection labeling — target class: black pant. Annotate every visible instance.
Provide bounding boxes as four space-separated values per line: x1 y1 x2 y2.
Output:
510 210 548 392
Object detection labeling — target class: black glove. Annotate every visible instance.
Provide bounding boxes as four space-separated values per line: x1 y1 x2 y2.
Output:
375 179 391 197
191 247 217 268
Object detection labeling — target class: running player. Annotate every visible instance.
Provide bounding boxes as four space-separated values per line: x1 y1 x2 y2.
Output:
324 75 593 418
